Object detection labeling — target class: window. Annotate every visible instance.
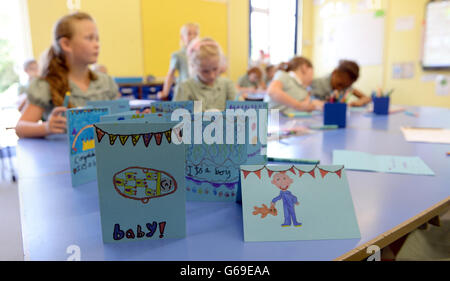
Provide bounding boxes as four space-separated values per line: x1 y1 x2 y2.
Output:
249 0 299 66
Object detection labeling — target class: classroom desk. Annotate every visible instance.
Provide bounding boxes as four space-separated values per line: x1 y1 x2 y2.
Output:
16 106 450 261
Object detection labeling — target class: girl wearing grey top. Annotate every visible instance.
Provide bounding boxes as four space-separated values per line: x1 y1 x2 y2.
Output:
16 12 119 138
267 57 323 113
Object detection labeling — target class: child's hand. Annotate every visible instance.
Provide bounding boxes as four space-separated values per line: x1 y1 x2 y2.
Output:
295 202 300 206
137 108 151 114
312 99 324 111
157 91 167 100
45 106 67 135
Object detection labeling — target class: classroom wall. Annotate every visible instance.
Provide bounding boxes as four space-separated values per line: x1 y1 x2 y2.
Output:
384 0 450 107
301 0 314 60
141 0 228 79
27 0 144 77
228 0 249 82
311 0 450 108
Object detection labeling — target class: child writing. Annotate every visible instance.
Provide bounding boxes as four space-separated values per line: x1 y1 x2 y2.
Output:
267 56 323 113
157 23 200 100
236 67 265 93
174 37 236 111
310 60 371 106
15 12 119 138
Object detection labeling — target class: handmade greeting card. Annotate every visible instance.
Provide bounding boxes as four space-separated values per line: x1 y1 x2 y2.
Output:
240 165 360 242
149 101 194 114
226 101 268 165
184 112 248 202
98 108 250 203
94 122 186 243
86 99 130 114
67 107 111 187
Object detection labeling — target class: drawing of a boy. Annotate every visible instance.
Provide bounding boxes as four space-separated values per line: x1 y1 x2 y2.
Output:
270 172 302 227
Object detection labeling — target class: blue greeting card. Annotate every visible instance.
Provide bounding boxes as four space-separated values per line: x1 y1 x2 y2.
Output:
100 111 171 123
184 112 248 202
86 99 130 114
67 107 111 187
149 101 194 114
94 122 186 243
240 165 360 242
226 101 268 165
98 110 249 202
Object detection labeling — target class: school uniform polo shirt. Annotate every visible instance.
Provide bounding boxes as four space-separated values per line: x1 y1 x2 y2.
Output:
237 74 258 89
174 76 237 111
169 47 190 84
27 71 119 119
268 70 309 113
311 75 354 101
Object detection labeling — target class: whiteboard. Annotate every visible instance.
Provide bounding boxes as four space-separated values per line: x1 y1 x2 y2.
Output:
422 1 450 70
321 13 385 67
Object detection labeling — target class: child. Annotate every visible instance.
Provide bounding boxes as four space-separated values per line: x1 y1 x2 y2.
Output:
17 59 39 112
264 64 276 86
15 12 119 138
236 67 265 93
310 60 371 106
174 37 236 111
267 56 323 113
158 23 199 100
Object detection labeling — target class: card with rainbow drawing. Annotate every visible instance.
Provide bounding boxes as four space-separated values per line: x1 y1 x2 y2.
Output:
67 107 110 187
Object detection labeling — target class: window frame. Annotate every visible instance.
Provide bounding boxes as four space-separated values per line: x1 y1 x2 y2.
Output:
248 0 300 64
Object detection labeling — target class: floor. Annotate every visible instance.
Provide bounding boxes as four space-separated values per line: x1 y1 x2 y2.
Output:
0 160 24 261
0 102 24 261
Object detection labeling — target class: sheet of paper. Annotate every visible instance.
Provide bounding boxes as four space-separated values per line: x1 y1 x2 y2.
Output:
401 127 450 144
333 150 435 176
67 107 111 187
240 164 360 242
94 122 186 243
395 16 415 31
435 75 450 96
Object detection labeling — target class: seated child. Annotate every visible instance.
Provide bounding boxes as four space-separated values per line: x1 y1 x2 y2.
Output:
236 67 265 93
310 60 371 106
15 12 119 138
174 38 236 112
267 56 323 113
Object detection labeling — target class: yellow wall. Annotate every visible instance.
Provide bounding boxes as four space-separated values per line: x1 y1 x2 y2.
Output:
27 0 144 77
228 0 249 82
301 0 314 60
384 0 450 107
141 0 228 78
312 0 450 108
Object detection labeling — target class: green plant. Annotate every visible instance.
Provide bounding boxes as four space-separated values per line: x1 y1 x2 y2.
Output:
0 38 19 93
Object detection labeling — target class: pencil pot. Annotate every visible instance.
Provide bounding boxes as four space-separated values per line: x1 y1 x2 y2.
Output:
324 103 347 128
373 96 390 115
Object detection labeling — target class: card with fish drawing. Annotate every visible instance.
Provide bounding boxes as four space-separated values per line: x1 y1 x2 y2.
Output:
67 107 111 187
240 164 360 242
94 122 186 243
99 109 250 203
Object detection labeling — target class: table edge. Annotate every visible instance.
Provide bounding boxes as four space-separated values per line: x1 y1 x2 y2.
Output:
335 196 450 261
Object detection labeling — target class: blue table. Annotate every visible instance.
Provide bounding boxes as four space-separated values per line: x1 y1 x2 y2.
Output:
17 106 450 260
